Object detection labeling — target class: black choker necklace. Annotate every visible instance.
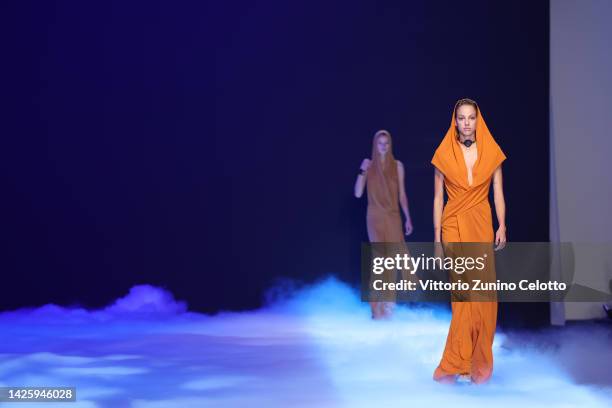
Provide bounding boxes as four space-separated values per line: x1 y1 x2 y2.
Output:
459 138 475 148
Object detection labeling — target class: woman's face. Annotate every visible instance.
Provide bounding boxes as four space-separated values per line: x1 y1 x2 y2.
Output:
376 135 390 155
455 104 477 138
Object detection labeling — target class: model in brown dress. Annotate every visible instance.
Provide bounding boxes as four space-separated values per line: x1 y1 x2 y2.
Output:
354 130 413 319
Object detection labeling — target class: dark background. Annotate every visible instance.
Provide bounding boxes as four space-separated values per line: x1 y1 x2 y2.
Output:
0 1 549 327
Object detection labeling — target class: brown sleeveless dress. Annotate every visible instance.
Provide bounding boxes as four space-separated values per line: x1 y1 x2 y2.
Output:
365 132 405 305
366 160 404 243
365 130 404 245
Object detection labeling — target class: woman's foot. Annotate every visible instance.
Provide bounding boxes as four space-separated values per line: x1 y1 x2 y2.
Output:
380 302 395 318
456 373 472 384
370 302 394 320
370 302 383 319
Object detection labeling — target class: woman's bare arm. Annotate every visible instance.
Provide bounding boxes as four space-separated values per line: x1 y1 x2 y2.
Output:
433 167 445 242
492 165 507 249
354 158 370 198
397 160 413 235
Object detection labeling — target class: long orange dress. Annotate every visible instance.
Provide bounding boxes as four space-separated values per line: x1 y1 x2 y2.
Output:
366 133 403 244
365 131 404 308
431 108 506 384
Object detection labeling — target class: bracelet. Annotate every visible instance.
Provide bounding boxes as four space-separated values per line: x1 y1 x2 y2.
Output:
359 168 367 176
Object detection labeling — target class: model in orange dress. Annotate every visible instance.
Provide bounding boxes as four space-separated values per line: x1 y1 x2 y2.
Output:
354 130 413 319
431 99 507 384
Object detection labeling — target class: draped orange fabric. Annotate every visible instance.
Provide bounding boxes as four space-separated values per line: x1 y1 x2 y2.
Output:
366 130 403 243
431 106 506 384
366 131 404 307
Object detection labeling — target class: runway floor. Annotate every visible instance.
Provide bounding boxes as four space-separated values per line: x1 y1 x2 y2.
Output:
0 278 610 407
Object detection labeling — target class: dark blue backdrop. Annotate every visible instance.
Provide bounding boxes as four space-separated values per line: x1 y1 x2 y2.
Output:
1 1 549 326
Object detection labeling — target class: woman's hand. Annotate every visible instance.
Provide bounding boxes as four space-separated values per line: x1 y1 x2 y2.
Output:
494 225 507 251
404 219 413 236
360 158 371 171
433 241 444 263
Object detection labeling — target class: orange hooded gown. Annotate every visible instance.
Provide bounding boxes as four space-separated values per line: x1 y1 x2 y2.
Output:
365 131 405 306
431 107 506 384
366 130 403 243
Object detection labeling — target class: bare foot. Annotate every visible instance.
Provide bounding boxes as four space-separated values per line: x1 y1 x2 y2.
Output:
456 374 472 384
